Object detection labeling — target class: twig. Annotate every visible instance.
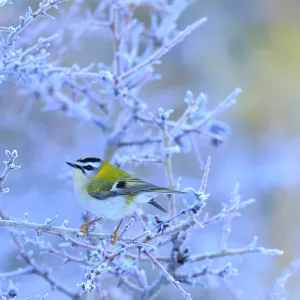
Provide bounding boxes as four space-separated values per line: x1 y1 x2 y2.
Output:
169 95 200 140
0 26 11 31
162 122 176 219
272 257 300 300
143 197 256 241
6 0 68 47
196 88 242 131
118 17 207 83
199 156 211 193
0 219 110 240
0 150 20 194
144 250 192 300
0 266 34 279
117 138 161 148
10 232 80 300
188 246 283 263
221 183 239 251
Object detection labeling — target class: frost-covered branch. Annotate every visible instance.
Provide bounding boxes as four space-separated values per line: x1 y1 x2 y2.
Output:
272 257 300 300
144 250 192 300
0 150 20 194
10 231 81 300
118 17 207 84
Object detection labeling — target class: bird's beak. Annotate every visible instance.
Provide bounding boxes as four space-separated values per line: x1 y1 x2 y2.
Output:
66 161 76 168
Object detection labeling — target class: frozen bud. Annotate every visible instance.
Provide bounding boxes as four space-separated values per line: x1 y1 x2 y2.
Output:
98 70 113 83
196 92 208 105
61 219 68 227
184 90 194 104
2 188 10 194
11 149 18 157
158 108 173 120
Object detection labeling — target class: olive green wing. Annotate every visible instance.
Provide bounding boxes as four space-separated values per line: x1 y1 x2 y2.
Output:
87 176 185 200
122 177 186 194
86 177 116 200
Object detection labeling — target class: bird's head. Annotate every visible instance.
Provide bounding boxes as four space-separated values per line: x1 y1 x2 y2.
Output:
66 157 102 180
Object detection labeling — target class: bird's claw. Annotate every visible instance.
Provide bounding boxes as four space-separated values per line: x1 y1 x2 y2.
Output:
79 217 103 238
79 223 89 238
111 228 118 245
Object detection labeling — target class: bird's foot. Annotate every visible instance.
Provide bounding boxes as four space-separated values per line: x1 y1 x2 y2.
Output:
111 218 124 245
80 217 103 238
111 228 119 245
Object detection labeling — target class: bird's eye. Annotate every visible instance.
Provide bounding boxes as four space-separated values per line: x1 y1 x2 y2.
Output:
84 165 94 171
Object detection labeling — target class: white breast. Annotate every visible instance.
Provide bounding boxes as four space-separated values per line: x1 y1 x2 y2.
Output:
74 186 142 221
89 196 140 220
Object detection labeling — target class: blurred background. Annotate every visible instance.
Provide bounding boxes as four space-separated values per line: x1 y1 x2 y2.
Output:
1 0 300 299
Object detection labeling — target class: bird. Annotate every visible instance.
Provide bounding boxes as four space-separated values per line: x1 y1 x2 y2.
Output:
66 156 186 243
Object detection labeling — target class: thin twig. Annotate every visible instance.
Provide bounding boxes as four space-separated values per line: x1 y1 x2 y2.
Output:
10 233 80 300
221 183 239 251
196 88 242 131
162 123 176 219
0 266 34 279
188 246 283 263
144 250 192 300
0 219 110 240
199 156 211 193
118 17 207 83
0 150 20 193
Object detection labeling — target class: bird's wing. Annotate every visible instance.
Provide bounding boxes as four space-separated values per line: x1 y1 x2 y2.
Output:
87 176 181 201
86 178 115 200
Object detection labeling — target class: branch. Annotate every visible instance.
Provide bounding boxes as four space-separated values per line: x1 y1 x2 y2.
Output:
6 0 68 47
0 26 12 31
162 116 176 219
144 250 192 300
196 88 242 131
0 150 20 194
10 232 81 300
117 137 161 148
0 266 34 279
118 17 207 83
174 263 238 284
272 257 300 300
0 218 110 240
188 245 283 263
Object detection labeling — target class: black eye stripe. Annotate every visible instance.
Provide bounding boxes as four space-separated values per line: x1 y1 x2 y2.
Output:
84 165 94 171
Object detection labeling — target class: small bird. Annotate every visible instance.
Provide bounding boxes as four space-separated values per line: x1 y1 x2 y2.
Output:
67 157 185 243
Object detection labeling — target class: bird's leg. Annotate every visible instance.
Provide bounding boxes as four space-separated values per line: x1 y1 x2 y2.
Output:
111 218 124 245
80 217 103 237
